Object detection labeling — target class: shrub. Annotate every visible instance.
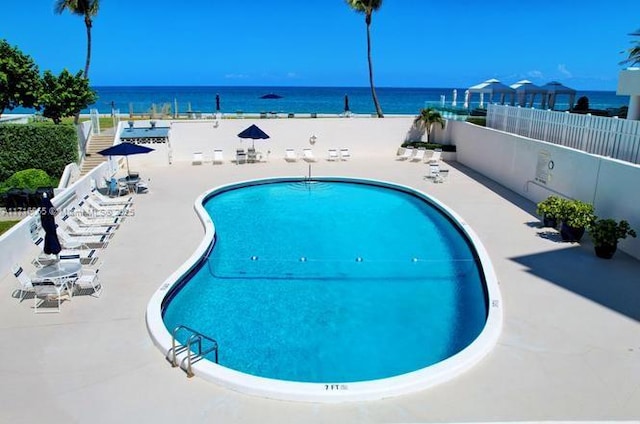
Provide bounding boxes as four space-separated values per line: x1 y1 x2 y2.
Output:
0 123 77 181
2 168 54 189
589 218 637 247
401 141 456 152
560 199 595 228
536 195 567 219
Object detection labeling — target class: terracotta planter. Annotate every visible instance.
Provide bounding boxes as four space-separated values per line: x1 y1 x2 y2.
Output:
594 243 617 259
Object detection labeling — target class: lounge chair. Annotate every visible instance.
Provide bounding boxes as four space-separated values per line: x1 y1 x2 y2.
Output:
75 213 122 228
89 190 132 206
428 149 442 164
410 149 426 162
11 264 36 302
63 216 115 236
35 249 99 266
302 149 317 162
83 197 129 214
90 180 133 204
192 152 203 165
340 148 351 161
284 149 298 162
58 229 110 249
328 149 339 161
212 149 224 165
396 147 414 161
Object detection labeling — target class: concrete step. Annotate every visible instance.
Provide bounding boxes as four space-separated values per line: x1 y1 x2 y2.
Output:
80 134 116 176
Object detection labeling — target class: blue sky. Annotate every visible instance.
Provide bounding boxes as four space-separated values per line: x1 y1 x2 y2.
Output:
1 0 638 90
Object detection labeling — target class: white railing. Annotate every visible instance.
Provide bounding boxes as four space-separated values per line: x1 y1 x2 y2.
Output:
487 104 640 164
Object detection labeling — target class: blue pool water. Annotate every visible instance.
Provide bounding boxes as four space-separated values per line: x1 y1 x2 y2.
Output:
162 180 488 383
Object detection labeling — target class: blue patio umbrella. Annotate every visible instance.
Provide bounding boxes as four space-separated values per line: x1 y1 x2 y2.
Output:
238 124 270 149
97 142 154 175
40 195 61 256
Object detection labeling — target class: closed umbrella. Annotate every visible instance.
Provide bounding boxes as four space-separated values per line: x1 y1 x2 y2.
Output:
238 124 270 149
97 142 154 175
40 195 61 256
344 94 350 113
215 94 220 112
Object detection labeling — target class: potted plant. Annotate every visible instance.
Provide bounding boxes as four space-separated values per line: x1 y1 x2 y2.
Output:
559 199 594 242
588 218 637 259
536 195 566 228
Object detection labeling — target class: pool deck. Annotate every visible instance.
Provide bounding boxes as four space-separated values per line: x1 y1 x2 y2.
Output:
1 156 639 423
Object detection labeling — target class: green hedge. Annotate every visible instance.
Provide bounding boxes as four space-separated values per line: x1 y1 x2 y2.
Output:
401 141 457 152
0 123 77 181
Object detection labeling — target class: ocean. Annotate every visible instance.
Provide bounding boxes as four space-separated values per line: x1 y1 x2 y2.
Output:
8 86 631 116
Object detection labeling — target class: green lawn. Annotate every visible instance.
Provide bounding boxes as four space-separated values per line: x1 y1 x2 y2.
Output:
0 220 20 236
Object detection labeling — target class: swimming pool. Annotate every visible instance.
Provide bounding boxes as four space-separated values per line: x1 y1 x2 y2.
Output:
147 177 502 402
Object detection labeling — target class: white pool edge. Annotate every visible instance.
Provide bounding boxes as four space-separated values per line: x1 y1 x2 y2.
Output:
146 176 503 403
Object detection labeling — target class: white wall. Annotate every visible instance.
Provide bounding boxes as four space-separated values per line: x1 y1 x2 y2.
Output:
450 120 640 259
167 117 416 163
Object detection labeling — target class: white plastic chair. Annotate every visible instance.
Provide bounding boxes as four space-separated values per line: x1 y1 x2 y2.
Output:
75 261 103 297
302 149 317 162
192 152 203 165
410 149 426 162
340 148 351 161
32 280 70 313
11 264 35 302
428 149 442 164
212 149 224 164
396 147 414 161
284 149 298 162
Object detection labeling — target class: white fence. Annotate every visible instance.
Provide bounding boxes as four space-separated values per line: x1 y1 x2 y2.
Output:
487 104 640 164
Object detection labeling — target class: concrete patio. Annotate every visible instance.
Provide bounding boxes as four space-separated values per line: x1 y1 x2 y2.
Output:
1 155 639 423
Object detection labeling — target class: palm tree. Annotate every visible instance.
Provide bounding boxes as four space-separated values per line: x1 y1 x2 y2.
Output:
620 27 640 66
54 0 100 78
413 108 446 143
346 0 384 118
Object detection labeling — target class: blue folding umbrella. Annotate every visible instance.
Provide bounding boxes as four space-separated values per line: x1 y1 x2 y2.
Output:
238 124 270 149
40 195 61 256
98 142 154 175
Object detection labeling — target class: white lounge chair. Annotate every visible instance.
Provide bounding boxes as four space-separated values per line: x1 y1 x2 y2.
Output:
302 149 317 162
82 198 130 216
58 229 110 249
428 149 442 164
284 149 298 162
396 147 414 161
35 249 99 266
63 217 115 236
340 148 351 161
192 152 203 165
90 190 132 205
212 149 224 164
410 149 426 162
75 213 122 228
328 149 339 161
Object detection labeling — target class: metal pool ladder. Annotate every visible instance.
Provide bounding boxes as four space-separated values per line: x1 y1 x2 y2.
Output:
167 325 219 378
